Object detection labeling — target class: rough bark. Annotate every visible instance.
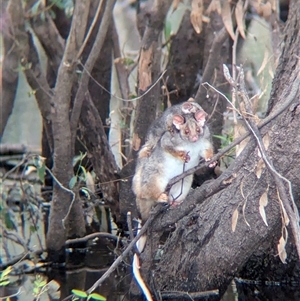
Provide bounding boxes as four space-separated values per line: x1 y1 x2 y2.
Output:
27 2 65 88
79 93 120 221
82 0 113 135
165 10 206 105
130 0 173 159
195 11 229 151
46 0 90 259
1 3 18 138
137 1 300 296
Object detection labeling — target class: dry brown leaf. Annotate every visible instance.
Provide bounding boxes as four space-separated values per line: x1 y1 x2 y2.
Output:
86 171 95 193
190 0 203 34
262 2 272 20
206 0 221 15
132 133 141 151
262 133 270 150
259 190 268 226
172 0 182 12
257 49 270 76
255 158 265 179
269 0 277 11
221 0 235 40
277 189 290 226
277 236 287 264
242 200 251 228
235 0 246 39
232 207 239 232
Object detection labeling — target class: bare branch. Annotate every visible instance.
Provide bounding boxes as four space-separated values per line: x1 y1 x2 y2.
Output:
70 0 116 142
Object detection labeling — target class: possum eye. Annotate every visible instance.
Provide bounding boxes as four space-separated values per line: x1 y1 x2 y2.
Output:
196 127 201 133
184 129 190 135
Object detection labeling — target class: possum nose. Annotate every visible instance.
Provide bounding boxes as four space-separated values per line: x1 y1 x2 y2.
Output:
190 135 198 142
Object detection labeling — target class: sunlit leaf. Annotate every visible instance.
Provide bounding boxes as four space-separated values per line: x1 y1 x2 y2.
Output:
1 267 12 278
80 166 87 180
232 207 239 232
235 0 245 39
72 289 88 298
277 236 287 264
69 176 77 189
88 292 107 300
259 191 268 226
0 280 10 286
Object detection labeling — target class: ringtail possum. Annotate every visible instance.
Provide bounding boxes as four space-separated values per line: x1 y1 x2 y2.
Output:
138 99 206 159
132 108 214 223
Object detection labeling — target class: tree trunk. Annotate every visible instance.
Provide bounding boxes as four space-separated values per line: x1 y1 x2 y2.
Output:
46 1 90 260
138 1 300 296
1 3 19 138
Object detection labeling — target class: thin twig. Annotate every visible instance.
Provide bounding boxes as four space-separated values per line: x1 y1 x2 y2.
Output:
78 61 167 102
44 166 75 229
76 0 104 60
2 155 27 181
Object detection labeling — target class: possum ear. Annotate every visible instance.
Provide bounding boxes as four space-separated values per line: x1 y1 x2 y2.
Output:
172 114 185 129
194 109 207 127
181 102 194 114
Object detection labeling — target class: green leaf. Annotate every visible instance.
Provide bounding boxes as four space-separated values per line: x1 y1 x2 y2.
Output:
69 176 77 189
30 225 38 233
0 280 10 286
49 9 56 19
213 135 228 142
80 166 87 180
40 11 46 22
37 163 46 184
4 212 15 230
50 0 65 9
31 1 41 16
88 292 107 300
164 19 172 41
1 267 12 278
123 58 135 66
72 289 88 298
35 279 47 287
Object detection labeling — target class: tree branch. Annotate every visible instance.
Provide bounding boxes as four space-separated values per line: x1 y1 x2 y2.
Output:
70 0 116 143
